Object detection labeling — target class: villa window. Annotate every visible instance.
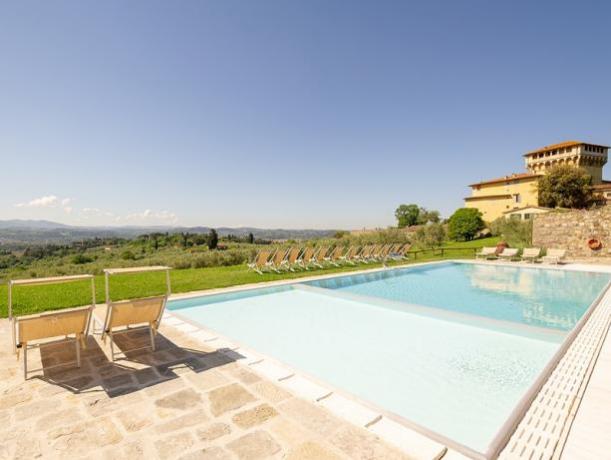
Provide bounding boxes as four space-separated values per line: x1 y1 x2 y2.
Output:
524 213 532 220
514 194 521 203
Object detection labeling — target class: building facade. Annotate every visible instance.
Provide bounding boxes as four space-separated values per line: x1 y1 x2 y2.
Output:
465 141 609 222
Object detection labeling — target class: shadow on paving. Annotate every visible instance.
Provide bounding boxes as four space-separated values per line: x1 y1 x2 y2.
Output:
34 328 243 397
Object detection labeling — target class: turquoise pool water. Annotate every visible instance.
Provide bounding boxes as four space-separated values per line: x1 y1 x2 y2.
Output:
168 263 609 453
307 263 610 331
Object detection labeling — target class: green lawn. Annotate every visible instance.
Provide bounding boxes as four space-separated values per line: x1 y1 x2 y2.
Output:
0 237 498 318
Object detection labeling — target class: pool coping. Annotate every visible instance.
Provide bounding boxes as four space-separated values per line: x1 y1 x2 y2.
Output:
165 259 611 460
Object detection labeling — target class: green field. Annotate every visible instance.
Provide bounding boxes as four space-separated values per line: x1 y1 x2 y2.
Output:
0 241 493 318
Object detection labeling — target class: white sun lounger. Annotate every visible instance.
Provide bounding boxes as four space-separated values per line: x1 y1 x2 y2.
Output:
521 247 541 262
542 248 567 264
476 247 497 259
498 248 519 260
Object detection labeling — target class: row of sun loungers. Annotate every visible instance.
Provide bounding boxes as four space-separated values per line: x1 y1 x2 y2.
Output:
476 247 567 264
248 244 411 274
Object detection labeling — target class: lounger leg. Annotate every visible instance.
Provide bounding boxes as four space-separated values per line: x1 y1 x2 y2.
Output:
149 326 156 351
109 331 115 362
23 343 27 380
75 335 81 368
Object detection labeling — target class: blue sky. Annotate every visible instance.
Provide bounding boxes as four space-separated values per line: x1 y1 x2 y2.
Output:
1 1 610 229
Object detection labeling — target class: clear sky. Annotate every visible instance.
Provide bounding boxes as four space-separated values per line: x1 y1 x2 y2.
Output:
1 1 610 229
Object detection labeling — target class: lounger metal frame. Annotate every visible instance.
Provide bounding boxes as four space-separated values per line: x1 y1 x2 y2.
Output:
96 266 171 361
8 274 96 379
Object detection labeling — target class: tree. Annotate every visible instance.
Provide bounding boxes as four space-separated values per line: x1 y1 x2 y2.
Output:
538 165 594 209
417 208 441 225
395 204 420 228
490 217 532 247
248 232 255 244
207 229 218 250
414 222 446 248
448 208 484 241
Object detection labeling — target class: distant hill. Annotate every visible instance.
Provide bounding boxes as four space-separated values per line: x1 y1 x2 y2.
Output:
0 219 72 229
0 220 337 247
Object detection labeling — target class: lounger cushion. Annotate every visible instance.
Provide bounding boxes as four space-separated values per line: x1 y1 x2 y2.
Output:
95 296 166 330
18 307 90 343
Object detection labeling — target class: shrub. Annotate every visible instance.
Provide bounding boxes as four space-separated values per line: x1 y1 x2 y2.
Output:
121 250 137 260
448 208 484 241
490 218 532 247
72 254 93 265
173 258 192 270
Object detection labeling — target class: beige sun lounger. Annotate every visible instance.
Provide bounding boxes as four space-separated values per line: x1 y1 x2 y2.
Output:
498 248 519 260
312 246 329 268
476 247 497 259
296 247 317 270
327 247 345 266
521 247 541 262
356 245 374 263
282 247 303 271
367 245 384 262
389 243 411 260
9 274 96 379
93 266 171 361
247 250 272 274
339 246 359 265
92 296 167 361
268 248 289 273
542 248 567 264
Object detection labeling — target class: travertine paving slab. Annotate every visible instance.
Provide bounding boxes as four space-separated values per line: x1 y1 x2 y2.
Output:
318 393 381 427
367 417 447 459
280 374 332 401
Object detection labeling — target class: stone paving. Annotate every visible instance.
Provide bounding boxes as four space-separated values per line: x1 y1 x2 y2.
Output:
0 319 414 460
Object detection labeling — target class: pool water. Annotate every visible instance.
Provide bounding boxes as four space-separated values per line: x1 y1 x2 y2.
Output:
307 263 610 331
168 262 609 453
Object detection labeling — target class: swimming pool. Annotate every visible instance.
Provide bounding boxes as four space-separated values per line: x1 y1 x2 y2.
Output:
168 262 610 456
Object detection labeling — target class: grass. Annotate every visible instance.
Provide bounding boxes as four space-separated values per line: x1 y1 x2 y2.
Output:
0 237 499 318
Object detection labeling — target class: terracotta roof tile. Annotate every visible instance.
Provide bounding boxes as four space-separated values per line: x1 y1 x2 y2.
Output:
469 173 541 188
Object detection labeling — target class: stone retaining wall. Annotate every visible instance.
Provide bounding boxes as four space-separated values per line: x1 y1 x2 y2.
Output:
532 206 611 257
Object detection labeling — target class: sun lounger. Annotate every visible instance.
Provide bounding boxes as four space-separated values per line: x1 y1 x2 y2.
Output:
476 247 497 259
356 245 374 263
378 244 393 261
542 248 567 264
325 247 345 266
247 250 272 274
389 243 411 260
498 248 519 261
521 247 541 262
9 274 96 379
268 248 289 272
339 246 359 265
312 246 329 268
93 266 171 361
282 247 303 271
367 245 384 262
296 247 317 270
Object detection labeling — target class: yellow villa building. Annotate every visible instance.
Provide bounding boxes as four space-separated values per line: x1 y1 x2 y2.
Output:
465 140 611 222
